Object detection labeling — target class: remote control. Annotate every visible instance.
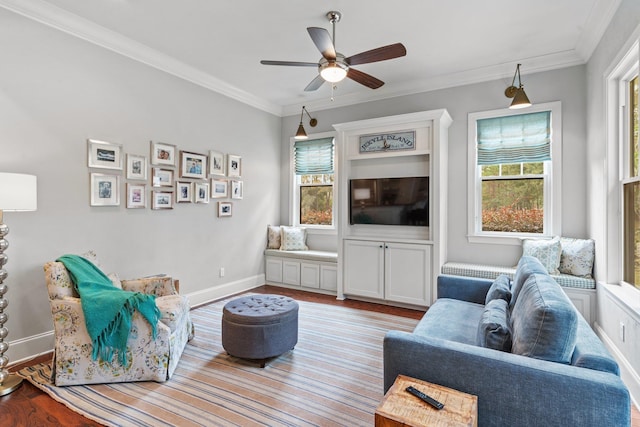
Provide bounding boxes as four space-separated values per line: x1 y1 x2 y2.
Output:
405 386 445 410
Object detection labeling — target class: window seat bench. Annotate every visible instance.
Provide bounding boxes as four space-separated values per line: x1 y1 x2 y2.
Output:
264 249 338 294
441 261 596 325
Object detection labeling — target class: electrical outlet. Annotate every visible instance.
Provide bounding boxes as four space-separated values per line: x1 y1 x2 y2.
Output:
619 321 625 342
220 267 225 278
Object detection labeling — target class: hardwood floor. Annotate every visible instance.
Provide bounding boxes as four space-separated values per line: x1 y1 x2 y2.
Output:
2 285 638 426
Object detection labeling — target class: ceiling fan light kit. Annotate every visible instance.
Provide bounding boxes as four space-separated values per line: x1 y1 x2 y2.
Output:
260 11 406 93
505 63 532 109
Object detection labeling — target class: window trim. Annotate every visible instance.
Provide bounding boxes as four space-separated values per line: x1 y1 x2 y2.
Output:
289 131 338 234
467 101 562 245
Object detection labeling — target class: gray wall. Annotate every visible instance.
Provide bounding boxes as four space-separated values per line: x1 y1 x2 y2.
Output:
0 9 281 361
281 66 588 266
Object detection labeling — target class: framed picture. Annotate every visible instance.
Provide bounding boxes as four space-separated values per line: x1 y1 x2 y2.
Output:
180 150 207 179
150 141 177 167
126 183 147 208
175 181 193 203
227 154 242 178
90 173 120 206
88 139 123 170
231 180 243 199
211 178 228 198
126 154 147 180
152 191 173 209
209 150 226 176
194 182 210 203
152 168 174 187
218 201 232 217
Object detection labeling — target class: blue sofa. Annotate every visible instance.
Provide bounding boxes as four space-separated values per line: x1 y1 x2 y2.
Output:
383 256 631 426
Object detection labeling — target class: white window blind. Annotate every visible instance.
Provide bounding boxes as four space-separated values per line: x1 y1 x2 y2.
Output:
294 137 334 175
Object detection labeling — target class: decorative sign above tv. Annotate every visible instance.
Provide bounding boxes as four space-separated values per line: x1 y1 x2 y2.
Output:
359 131 416 153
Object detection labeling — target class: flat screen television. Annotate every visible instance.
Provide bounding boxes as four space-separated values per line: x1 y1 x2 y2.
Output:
350 177 429 226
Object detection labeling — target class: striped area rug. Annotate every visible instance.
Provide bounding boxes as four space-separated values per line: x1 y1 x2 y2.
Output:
18 295 419 427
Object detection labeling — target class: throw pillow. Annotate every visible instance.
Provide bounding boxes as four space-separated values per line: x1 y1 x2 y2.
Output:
559 237 595 277
477 298 512 352
510 273 578 364
280 226 308 251
485 275 512 305
267 225 282 249
521 236 562 274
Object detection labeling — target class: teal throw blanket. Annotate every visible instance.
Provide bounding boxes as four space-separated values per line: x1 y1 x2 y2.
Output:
57 255 161 366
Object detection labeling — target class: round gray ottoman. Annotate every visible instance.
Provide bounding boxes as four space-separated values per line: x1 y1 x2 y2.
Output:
221 294 298 367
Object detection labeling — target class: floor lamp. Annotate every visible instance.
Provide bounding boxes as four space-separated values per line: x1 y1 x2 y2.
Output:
0 172 37 396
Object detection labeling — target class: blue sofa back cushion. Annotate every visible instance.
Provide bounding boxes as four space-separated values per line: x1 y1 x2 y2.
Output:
477 298 512 352
511 273 578 364
485 274 512 305
510 256 548 309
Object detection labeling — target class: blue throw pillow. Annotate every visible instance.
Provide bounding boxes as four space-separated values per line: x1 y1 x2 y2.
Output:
511 273 578 364
477 298 512 352
485 274 512 305
510 256 548 309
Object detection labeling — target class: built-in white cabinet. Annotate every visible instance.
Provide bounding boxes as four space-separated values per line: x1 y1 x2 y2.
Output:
343 239 431 305
265 254 338 294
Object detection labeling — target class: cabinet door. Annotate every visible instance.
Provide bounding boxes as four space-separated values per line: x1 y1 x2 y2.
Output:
300 262 320 289
282 260 301 286
343 240 384 298
265 257 283 283
385 243 431 305
320 264 338 291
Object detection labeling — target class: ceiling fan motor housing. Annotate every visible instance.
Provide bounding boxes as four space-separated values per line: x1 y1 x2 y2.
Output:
319 54 349 83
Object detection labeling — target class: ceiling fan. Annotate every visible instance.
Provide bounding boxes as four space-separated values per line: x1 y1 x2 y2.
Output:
260 11 407 91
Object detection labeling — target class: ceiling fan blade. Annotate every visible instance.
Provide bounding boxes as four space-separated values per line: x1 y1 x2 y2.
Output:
347 68 384 89
307 27 336 60
345 43 407 65
260 60 319 67
304 75 326 92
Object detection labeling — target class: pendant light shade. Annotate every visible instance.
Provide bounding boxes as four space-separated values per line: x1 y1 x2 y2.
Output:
294 106 318 140
505 64 532 109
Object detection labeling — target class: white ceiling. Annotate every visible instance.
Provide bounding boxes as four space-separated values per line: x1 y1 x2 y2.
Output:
1 0 621 116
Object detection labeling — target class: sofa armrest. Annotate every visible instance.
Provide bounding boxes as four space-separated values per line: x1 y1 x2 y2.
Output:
121 276 177 296
383 331 630 427
436 274 493 304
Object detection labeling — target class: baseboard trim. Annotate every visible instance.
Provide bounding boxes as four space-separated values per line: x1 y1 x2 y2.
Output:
594 321 640 410
8 274 265 367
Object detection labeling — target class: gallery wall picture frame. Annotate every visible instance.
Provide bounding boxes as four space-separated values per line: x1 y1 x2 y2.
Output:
152 191 174 209
175 181 193 203
231 180 243 199
218 201 232 217
209 150 226 176
126 183 147 209
150 141 177 167
227 154 242 178
180 150 207 179
90 173 120 206
152 167 174 187
211 178 228 198
126 154 148 180
88 139 123 170
194 182 210 203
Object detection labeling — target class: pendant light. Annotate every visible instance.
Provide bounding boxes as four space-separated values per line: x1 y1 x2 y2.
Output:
294 106 318 140
504 64 532 109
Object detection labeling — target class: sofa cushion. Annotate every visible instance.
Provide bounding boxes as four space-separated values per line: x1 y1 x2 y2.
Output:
559 237 595 277
485 274 512 305
511 273 578 364
510 256 548 309
522 236 562 274
477 298 512 352
413 298 484 346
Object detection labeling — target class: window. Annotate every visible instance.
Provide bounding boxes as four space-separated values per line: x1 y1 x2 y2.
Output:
623 75 640 289
291 135 336 229
467 102 562 244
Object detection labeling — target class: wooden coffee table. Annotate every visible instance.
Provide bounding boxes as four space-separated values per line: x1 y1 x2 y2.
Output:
375 375 478 427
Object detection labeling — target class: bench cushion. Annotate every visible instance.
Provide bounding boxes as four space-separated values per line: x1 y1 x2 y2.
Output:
441 262 595 290
264 249 337 263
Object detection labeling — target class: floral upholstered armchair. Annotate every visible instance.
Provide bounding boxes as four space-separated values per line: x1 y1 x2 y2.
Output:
43 252 194 386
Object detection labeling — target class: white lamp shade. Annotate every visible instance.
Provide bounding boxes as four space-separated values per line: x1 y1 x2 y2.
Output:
0 173 38 211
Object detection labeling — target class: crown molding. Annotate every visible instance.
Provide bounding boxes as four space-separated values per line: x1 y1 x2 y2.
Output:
0 0 283 117
574 0 622 62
